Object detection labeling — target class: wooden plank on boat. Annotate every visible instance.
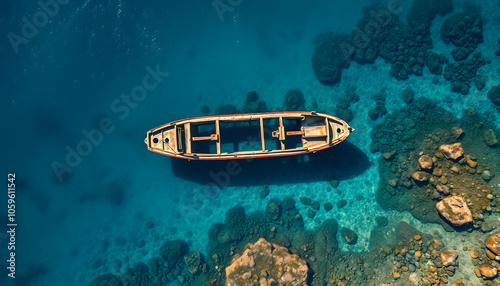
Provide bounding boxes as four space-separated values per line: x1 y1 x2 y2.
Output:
215 119 221 155
325 118 330 144
185 123 191 154
177 127 183 151
279 117 285 150
286 130 303 136
260 117 265 152
303 125 327 138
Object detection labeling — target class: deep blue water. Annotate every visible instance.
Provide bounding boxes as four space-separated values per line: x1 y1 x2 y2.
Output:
1 0 500 285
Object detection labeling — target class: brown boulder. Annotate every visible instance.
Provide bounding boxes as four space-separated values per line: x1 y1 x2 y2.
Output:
225 238 308 286
418 155 433 170
383 150 396 161
475 264 498 279
412 171 429 182
436 196 472 226
439 143 464 160
440 250 458 266
486 233 500 257
436 184 450 195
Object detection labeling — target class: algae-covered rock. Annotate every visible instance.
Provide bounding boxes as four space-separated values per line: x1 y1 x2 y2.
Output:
184 252 203 275
483 129 499 148
266 199 282 220
160 239 189 264
283 89 306 111
340 227 358 245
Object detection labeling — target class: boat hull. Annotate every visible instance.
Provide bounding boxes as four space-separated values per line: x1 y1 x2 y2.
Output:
145 111 354 160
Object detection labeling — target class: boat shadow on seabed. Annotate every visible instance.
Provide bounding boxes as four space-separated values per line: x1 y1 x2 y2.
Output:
171 141 371 188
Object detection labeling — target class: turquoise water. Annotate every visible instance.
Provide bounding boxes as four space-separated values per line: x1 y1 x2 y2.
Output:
2 0 500 285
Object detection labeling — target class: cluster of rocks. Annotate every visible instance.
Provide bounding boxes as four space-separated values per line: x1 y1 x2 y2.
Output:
242 90 267 113
312 0 453 85
472 232 500 281
440 9 483 61
282 89 305 111
299 196 335 220
89 238 207 286
439 9 488 94
373 91 500 230
370 95 434 155
368 90 387 121
215 103 238 115
389 235 460 285
334 86 360 123
214 90 269 115
443 52 487 95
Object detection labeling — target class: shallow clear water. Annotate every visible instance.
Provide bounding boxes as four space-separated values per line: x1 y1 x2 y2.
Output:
2 0 500 285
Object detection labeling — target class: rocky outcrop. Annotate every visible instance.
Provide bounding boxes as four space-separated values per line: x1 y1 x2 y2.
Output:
441 10 483 61
225 238 308 286
436 196 472 226
439 143 464 160
440 250 458 266
475 264 498 279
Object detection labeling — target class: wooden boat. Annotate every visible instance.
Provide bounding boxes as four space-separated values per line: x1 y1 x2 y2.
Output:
144 111 354 160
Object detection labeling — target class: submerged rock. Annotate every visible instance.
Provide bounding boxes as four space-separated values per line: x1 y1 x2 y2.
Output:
183 252 203 275
483 129 499 148
487 84 500 106
160 239 189 264
439 143 464 160
340 227 358 245
225 238 308 286
89 274 122 286
266 199 282 221
283 89 305 111
436 196 472 226
402 87 414 104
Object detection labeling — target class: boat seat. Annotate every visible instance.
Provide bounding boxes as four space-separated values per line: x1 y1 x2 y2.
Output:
192 134 219 141
303 126 327 138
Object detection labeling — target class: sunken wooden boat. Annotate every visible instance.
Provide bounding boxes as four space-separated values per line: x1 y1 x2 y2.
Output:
144 111 354 160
